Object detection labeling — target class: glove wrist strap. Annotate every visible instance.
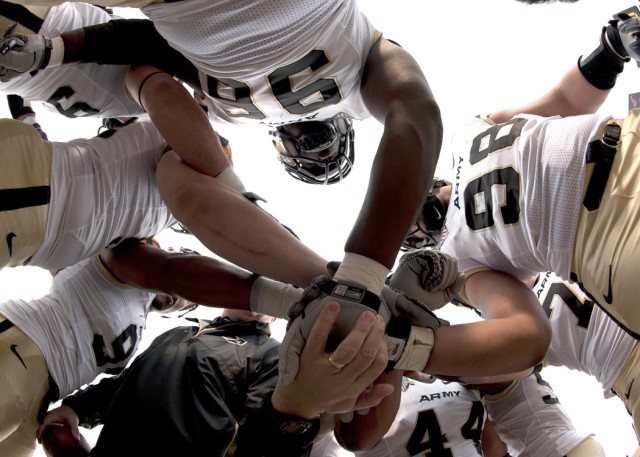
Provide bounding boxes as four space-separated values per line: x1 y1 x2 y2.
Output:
317 279 381 312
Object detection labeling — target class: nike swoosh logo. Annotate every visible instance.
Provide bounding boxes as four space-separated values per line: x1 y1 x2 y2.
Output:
10 344 27 369
6 232 16 257
433 207 442 220
625 379 635 400
603 264 613 305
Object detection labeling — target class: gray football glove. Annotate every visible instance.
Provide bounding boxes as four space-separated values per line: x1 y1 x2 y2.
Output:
0 25 53 81
387 248 464 311
278 275 380 385
278 274 448 384
618 15 640 62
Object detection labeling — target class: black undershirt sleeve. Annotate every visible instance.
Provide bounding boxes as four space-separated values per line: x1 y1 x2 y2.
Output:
80 18 199 83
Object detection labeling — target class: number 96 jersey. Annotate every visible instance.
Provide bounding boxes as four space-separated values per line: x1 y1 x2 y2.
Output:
143 0 375 127
439 113 610 283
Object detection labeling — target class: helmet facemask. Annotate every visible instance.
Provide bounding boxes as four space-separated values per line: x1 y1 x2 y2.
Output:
271 118 355 185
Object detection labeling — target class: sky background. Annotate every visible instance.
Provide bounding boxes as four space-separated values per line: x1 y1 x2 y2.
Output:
0 0 638 455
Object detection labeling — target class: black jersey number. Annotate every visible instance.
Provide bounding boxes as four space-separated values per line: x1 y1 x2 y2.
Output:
46 86 100 118
92 323 138 368
541 281 594 329
406 401 484 456
205 49 341 120
464 118 526 231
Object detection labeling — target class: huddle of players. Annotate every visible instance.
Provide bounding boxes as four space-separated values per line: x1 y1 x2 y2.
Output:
1 0 640 456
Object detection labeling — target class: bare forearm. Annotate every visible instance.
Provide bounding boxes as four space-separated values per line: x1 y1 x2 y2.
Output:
334 370 402 451
156 153 329 287
346 107 439 268
425 270 551 377
425 317 547 377
354 38 442 267
489 64 611 123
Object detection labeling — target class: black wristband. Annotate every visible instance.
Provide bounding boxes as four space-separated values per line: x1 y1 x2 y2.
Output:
384 316 411 372
236 392 320 456
578 27 627 90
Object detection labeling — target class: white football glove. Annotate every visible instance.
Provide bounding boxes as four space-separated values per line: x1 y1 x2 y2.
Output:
387 248 464 311
0 25 54 81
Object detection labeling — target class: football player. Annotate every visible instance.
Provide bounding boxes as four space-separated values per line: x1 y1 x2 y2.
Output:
482 369 605 456
0 238 192 457
532 272 639 452
387 7 640 378
0 1 144 119
0 116 176 272
324 369 602 457
36 304 391 457
0 0 449 384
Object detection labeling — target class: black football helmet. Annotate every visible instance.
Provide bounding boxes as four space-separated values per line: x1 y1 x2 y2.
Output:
270 118 354 185
402 178 450 251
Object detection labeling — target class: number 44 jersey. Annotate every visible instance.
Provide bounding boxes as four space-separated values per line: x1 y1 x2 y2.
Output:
355 377 485 457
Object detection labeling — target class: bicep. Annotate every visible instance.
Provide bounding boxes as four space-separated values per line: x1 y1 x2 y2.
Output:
360 38 437 123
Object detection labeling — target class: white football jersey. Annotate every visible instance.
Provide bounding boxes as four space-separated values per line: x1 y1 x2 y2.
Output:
28 119 176 270
142 0 374 127
440 113 611 283
484 371 592 457
0 2 144 118
355 377 484 457
0 256 153 398
534 272 635 396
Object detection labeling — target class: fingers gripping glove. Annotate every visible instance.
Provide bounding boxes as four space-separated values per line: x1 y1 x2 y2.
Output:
387 248 464 311
0 32 54 80
278 275 382 385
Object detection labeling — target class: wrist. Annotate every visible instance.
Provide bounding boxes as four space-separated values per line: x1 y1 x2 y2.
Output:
262 391 320 441
270 387 319 420
385 324 434 372
334 253 389 295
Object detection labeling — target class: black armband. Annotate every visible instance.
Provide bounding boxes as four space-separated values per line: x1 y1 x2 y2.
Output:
234 392 320 457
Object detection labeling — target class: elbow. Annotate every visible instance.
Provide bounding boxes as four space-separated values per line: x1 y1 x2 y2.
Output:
525 317 552 368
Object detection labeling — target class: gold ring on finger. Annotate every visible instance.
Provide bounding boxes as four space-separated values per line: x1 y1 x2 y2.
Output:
328 353 347 370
